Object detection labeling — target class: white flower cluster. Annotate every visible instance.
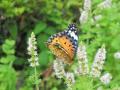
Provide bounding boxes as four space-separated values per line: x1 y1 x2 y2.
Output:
90 45 106 78
100 73 112 85
97 0 112 9
79 0 91 24
53 58 65 79
79 11 88 24
65 72 75 90
27 32 39 67
83 0 91 11
53 58 75 89
114 52 120 59
94 15 102 22
75 44 89 75
91 14 103 28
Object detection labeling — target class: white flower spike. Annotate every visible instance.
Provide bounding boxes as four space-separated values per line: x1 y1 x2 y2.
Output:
65 72 75 90
27 32 39 67
97 0 112 9
90 45 106 78
75 43 89 75
84 0 91 11
53 58 65 79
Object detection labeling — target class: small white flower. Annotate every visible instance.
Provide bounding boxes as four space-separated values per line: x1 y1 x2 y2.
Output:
91 68 101 77
53 58 65 79
91 15 102 27
100 73 112 85
90 45 106 78
79 0 91 24
75 65 82 75
114 52 120 59
77 44 87 60
30 62 39 67
79 10 88 24
27 32 39 67
65 72 75 89
94 15 102 21
75 44 89 75
84 0 91 11
97 0 112 9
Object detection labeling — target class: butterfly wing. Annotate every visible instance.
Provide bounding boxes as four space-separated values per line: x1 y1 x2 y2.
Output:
58 35 75 61
47 24 78 64
47 35 72 64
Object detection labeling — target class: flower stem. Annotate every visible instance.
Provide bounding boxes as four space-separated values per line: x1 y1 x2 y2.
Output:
34 66 39 90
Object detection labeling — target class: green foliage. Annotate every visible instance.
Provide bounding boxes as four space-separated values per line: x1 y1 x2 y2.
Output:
0 39 16 90
0 0 120 90
0 55 16 64
0 65 16 90
73 76 93 90
2 39 15 55
1 39 16 64
9 24 18 40
0 0 25 17
34 21 47 35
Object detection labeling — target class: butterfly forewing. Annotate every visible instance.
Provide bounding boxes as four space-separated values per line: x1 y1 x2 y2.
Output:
59 35 75 60
47 36 72 64
46 24 78 64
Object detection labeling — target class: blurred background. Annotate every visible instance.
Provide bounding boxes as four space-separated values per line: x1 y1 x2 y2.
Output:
0 0 120 90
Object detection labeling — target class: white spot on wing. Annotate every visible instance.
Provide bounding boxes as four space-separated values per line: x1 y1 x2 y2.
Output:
68 31 78 40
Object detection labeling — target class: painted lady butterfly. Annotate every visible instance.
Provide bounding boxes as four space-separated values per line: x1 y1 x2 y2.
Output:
46 24 78 64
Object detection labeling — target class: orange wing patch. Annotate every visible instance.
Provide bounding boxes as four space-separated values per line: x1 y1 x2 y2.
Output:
47 36 74 64
59 36 75 60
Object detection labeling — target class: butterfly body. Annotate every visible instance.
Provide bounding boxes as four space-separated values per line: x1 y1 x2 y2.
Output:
47 24 78 64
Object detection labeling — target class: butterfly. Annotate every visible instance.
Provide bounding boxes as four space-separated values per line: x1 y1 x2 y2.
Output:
46 24 78 64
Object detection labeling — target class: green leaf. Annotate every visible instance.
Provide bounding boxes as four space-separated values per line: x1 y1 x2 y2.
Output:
14 7 25 16
5 39 15 47
0 55 16 64
44 27 56 35
37 34 49 50
73 76 93 90
2 39 15 54
111 35 120 50
9 24 18 40
39 51 49 66
0 65 16 90
34 21 47 35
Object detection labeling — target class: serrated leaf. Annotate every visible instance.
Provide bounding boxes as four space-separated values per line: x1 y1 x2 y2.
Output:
2 39 15 54
0 55 16 64
0 65 16 90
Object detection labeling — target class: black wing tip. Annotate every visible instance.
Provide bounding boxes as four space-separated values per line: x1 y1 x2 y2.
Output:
67 23 79 35
68 23 77 29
